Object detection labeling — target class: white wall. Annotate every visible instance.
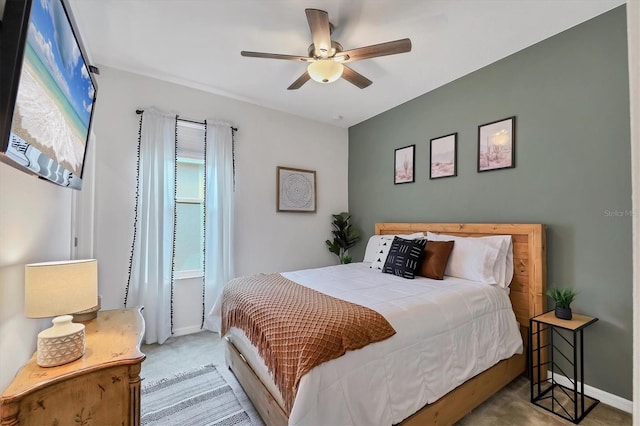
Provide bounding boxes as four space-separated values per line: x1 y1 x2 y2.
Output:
0 164 73 391
627 0 639 421
91 66 348 333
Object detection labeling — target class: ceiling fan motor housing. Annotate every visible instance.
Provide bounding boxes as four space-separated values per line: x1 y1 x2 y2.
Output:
308 41 343 59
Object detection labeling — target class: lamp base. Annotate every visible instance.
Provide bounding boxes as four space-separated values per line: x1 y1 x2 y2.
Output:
37 315 85 367
72 295 102 323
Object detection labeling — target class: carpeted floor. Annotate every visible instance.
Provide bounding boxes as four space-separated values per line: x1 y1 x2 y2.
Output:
141 331 631 425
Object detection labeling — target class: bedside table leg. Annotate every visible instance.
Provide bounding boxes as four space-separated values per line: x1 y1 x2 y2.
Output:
529 319 533 400
573 330 578 422
579 329 584 421
128 363 142 426
536 322 542 397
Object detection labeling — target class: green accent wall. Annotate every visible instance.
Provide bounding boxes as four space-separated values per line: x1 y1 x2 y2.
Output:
348 6 631 399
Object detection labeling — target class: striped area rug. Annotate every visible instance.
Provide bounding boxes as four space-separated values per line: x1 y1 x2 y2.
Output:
141 364 254 426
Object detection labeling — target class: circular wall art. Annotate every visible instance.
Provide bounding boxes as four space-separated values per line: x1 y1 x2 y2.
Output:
276 166 316 212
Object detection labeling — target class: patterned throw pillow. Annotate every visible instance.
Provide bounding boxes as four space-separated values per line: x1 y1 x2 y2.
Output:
370 236 395 271
369 233 425 271
383 237 427 279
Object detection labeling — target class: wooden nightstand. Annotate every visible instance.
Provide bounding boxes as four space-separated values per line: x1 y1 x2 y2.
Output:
529 311 599 424
0 307 145 426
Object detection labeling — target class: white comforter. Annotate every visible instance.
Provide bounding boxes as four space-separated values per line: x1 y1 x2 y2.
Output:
209 262 522 426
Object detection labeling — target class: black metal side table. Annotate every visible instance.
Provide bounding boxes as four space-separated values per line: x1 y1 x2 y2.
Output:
529 311 599 424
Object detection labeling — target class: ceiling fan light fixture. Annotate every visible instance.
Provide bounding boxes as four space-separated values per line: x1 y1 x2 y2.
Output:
307 60 344 84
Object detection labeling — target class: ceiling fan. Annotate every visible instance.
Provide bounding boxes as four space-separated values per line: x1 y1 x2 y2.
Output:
241 8 412 90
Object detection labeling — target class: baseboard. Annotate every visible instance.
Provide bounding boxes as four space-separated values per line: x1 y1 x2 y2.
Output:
172 325 203 337
548 372 632 413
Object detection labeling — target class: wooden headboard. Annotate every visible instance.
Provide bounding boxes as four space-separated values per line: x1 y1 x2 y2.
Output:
375 223 547 329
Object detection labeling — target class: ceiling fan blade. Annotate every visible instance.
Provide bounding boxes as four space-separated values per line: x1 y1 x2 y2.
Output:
241 51 311 62
341 38 412 63
287 72 311 90
306 9 332 58
342 65 372 89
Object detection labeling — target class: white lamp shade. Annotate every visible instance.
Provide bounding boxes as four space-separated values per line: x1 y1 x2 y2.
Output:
25 259 98 318
308 60 344 83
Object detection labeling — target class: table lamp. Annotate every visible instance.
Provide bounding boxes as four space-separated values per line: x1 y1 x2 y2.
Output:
24 259 98 367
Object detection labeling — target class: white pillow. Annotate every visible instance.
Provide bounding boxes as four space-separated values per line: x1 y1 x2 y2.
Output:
502 238 514 287
368 232 424 271
487 236 513 288
426 232 511 285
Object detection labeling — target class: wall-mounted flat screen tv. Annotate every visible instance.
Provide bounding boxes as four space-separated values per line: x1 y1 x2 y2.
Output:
0 0 97 190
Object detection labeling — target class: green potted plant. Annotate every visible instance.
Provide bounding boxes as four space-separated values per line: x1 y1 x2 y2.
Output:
325 212 360 264
547 288 577 320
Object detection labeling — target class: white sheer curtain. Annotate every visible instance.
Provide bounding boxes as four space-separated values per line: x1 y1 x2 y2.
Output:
203 122 235 331
126 108 176 344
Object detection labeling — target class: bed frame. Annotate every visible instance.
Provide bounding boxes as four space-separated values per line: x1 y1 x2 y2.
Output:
224 223 547 426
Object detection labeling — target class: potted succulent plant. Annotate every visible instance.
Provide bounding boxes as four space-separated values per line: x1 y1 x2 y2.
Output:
547 288 577 320
325 212 360 264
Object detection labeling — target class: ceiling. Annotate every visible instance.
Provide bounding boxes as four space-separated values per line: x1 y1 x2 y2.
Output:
67 0 625 128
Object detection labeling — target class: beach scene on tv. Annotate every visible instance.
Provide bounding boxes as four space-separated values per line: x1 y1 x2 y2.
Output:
11 0 95 178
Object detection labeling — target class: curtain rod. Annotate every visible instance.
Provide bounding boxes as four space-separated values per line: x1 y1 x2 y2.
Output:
135 109 238 132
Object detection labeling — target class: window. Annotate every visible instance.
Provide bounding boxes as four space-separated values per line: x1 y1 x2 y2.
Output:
173 121 206 279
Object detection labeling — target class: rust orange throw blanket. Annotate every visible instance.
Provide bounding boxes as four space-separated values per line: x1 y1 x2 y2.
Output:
221 273 396 413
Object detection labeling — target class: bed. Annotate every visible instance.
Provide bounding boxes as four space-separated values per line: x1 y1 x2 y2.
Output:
213 223 547 425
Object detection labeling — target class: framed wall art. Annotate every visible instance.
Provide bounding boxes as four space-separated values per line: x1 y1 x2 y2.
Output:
276 166 317 212
430 133 457 179
394 144 415 184
478 116 516 172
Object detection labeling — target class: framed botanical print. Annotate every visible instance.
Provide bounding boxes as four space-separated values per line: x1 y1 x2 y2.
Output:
430 133 457 179
478 116 516 172
394 145 415 184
